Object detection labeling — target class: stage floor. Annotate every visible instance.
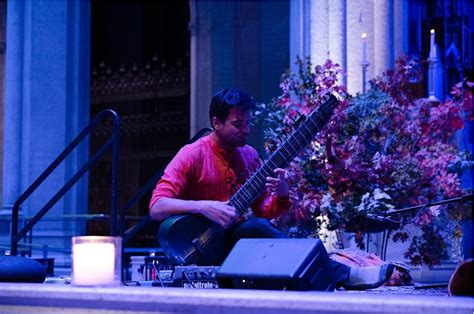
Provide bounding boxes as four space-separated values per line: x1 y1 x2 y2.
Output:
0 283 472 314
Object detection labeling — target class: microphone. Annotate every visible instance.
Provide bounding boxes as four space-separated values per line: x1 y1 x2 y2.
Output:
344 214 400 233
366 214 400 230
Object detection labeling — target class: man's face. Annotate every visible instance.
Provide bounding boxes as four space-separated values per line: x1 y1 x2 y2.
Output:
213 108 252 148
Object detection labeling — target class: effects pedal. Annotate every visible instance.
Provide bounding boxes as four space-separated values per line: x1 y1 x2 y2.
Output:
172 265 220 289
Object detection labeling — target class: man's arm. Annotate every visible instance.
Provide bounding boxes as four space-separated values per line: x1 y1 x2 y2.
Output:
150 197 236 228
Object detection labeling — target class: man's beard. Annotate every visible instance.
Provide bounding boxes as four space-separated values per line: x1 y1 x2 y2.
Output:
227 137 247 148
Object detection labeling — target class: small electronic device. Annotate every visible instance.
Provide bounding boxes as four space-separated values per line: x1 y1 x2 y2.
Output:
172 265 220 289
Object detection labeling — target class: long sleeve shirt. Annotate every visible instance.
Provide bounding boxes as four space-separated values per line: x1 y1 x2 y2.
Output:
150 134 290 219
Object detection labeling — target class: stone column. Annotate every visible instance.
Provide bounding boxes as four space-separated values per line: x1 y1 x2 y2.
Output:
289 0 310 73
0 3 5 209
2 0 90 244
373 0 394 75
394 0 409 59
346 0 373 94
2 0 24 214
234 1 260 98
291 0 347 74
189 0 213 136
259 0 290 101
190 0 234 135
328 0 347 86
309 0 328 66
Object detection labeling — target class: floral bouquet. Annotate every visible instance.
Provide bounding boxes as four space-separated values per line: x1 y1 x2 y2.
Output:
256 56 473 267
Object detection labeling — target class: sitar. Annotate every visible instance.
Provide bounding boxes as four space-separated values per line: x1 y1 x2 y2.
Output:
158 93 340 266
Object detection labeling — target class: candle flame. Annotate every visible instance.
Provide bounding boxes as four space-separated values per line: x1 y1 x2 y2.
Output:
430 29 435 34
361 33 367 39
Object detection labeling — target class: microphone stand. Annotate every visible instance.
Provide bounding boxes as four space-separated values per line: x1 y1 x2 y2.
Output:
385 194 473 217
351 193 473 260
367 193 474 260
365 193 473 231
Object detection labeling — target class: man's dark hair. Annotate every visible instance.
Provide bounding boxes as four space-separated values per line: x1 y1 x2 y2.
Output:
209 88 256 127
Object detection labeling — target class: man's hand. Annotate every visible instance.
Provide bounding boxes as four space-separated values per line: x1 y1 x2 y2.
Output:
196 200 237 228
265 168 289 198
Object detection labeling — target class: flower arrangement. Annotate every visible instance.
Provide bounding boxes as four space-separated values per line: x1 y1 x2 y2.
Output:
257 56 473 267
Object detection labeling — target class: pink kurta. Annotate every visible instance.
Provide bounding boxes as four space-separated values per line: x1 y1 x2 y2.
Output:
150 134 290 219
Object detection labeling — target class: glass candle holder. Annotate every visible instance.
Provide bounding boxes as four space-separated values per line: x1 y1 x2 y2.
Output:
72 236 122 286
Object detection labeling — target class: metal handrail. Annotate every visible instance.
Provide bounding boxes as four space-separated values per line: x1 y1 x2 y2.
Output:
10 109 120 256
120 127 212 244
6 213 142 222
3 242 71 254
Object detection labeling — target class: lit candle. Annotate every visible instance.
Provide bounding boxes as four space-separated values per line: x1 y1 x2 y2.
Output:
429 29 436 59
428 28 438 101
361 33 367 63
430 29 435 52
73 242 115 286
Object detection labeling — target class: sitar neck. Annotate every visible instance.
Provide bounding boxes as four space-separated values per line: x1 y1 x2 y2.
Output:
228 93 340 215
